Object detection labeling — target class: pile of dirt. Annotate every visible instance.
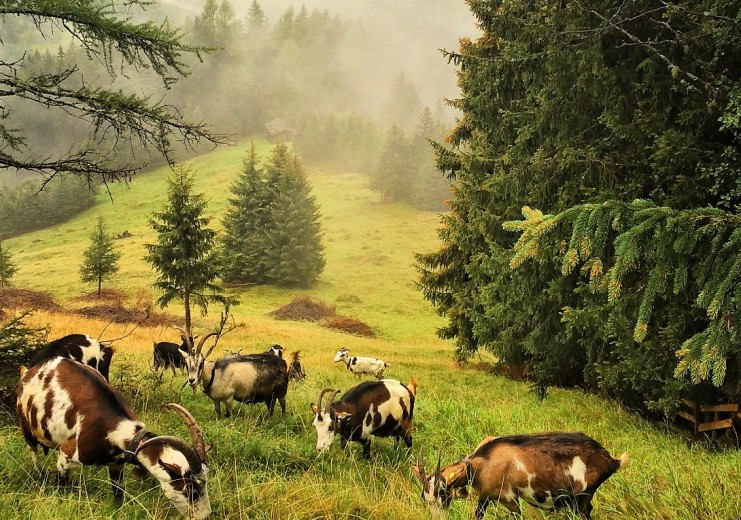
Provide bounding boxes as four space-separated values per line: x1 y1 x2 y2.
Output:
72 288 127 304
0 288 62 312
269 296 337 322
270 296 376 337
74 303 179 327
323 317 376 338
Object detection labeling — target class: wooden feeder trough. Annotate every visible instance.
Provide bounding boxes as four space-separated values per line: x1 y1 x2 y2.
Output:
677 399 740 438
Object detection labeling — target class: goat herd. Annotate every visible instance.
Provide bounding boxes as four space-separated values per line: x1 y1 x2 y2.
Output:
13 332 628 519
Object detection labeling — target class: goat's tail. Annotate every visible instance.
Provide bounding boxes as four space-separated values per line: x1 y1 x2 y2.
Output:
407 377 418 396
617 452 630 470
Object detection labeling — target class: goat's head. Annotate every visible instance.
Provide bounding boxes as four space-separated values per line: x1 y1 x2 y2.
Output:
134 404 211 518
411 448 468 511
178 330 218 389
310 388 347 451
332 347 350 363
267 344 284 358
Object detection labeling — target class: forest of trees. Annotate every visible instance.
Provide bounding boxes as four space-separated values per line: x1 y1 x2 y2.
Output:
417 0 741 415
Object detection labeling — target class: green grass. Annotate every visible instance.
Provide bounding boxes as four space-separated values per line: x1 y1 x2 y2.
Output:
2 140 740 519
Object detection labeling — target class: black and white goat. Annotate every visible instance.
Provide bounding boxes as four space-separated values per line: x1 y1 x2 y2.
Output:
30 333 113 380
333 347 388 379
266 344 284 357
16 357 211 518
181 335 290 418
412 433 628 519
310 378 417 458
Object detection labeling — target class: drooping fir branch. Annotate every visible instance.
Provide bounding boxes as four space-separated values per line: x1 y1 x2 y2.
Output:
0 0 204 83
504 200 741 387
0 0 225 184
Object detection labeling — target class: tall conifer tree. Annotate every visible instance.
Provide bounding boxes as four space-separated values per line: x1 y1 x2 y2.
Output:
0 241 18 289
145 166 223 336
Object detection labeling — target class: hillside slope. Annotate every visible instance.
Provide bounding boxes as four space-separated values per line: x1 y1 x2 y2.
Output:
7 139 447 343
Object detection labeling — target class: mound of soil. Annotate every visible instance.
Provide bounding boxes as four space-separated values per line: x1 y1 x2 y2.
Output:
270 296 376 337
0 288 62 312
323 317 376 338
269 296 337 322
74 303 179 327
335 293 362 304
72 288 127 304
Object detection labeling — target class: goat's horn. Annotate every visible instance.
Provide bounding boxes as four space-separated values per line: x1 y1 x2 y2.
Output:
324 389 340 415
195 332 218 355
165 403 206 461
174 326 193 353
416 446 427 482
316 388 333 414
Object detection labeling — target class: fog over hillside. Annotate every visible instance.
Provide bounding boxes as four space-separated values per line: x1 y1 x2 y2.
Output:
174 0 479 112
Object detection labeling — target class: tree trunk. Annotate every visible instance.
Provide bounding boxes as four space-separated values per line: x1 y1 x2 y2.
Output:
184 288 192 340
97 275 102 298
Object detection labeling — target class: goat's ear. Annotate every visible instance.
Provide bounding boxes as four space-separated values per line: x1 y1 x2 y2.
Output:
157 459 182 480
310 403 318 414
180 349 189 359
410 465 422 481
443 463 467 486
204 444 213 455
335 411 351 419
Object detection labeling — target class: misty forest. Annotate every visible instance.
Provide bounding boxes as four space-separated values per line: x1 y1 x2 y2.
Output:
0 1 740 519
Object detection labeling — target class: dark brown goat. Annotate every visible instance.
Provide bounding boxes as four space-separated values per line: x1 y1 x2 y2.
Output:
413 433 628 519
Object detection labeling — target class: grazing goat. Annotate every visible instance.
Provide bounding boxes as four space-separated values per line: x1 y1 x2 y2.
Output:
267 344 306 382
412 433 628 519
30 334 113 380
153 340 188 374
310 378 417 458
16 358 211 518
333 347 388 379
182 335 289 418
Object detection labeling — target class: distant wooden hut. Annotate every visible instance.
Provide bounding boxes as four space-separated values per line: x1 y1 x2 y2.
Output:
264 117 294 143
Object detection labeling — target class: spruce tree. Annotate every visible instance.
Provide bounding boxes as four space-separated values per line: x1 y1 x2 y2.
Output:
246 1 267 30
221 143 272 284
145 166 223 336
79 217 121 298
417 0 741 413
371 124 416 203
264 147 325 286
0 241 18 289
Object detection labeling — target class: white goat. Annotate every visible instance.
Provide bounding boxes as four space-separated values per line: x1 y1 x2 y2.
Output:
333 347 389 379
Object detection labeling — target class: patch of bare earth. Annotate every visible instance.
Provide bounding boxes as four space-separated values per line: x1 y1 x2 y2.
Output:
270 296 376 337
0 288 62 312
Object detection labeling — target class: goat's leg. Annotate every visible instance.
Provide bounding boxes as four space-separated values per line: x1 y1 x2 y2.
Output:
475 496 492 520
224 398 233 418
27 444 41 474
266 397 276 417
214 400 222 418
577 494 594 520
55 443 79 488
498 496 522 518
360 438 371 459
278 397 286 416
108 464 125 505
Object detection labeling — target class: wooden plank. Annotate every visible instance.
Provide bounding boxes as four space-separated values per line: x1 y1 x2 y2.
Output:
697 419 733 432
681 399 696 408
699 403 739 412
677 411 697 423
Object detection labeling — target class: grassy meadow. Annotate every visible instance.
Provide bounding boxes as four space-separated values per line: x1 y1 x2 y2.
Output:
1 140 740 519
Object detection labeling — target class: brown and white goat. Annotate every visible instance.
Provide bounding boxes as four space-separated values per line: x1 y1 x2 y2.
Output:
310 378 417 458
16 358 211 518
30 333 113 380
412 433 627 519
